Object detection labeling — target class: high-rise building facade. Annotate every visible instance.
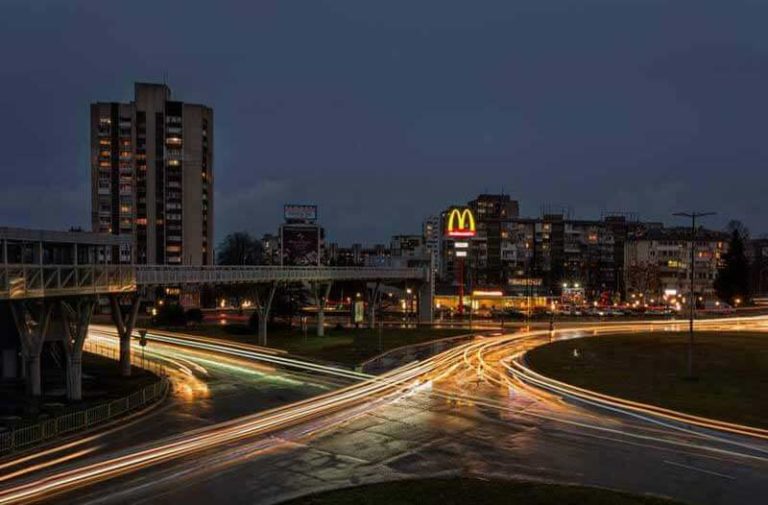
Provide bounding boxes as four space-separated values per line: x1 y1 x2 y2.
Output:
624 227 727 299
91 82 213 265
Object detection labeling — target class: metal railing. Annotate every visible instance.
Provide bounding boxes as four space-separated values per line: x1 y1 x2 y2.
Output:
0 264 136 300
83 340 168 377
0 378 168 455
135 265 428 286
0 264 427 299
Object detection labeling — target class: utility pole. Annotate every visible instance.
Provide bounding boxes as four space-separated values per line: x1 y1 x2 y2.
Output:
673 211 715 378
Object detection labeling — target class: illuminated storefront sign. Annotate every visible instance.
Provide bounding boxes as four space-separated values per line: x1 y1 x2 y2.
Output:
446 208 476 237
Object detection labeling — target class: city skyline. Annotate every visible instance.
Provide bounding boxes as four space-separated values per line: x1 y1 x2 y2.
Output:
1 3 766 505
1 1 768 243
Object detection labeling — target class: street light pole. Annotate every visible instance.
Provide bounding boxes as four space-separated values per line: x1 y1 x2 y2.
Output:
673 211 715 378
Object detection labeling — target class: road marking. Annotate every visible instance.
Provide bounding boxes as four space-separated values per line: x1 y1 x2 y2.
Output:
663 460 736 480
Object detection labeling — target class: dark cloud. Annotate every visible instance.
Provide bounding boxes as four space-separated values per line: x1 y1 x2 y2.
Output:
0 0 766 243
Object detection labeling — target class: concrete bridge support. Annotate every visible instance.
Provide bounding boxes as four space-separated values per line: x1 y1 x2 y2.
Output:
10 300 53 397
368 281 381 329
418 280 434 324
253 282 278 346
60 298 95 401
312 282 333 337
109 294 141 377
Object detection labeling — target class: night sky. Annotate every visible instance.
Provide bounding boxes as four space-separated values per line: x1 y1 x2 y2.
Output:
1 1 766 244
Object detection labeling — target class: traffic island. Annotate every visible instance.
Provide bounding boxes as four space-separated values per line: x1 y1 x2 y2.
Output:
278 478 684 505
525 331 768 429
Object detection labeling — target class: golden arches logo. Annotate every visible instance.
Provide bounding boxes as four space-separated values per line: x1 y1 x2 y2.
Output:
446 208 476 237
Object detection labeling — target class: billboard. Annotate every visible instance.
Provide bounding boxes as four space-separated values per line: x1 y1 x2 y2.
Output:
281 225 320 266
445 208 476 238
284 204 318 222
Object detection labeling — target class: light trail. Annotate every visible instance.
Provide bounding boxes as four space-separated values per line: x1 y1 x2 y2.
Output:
2 316 766 504
0 355 432 504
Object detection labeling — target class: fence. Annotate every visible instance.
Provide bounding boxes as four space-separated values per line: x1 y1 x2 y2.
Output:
83 340 168 377
0 378 168 455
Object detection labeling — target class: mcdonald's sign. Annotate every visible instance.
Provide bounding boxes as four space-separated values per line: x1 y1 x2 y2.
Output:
445 207 476 237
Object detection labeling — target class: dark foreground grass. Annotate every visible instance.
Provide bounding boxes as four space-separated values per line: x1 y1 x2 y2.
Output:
280 478 683 505
176 325 468 366
0 352 159 428
527 331 768 428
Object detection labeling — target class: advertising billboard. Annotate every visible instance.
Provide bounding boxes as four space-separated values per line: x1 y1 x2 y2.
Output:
280 225 320 266
284 204 318 222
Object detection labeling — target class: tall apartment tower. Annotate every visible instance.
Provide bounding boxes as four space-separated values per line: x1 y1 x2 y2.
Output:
91 82 213 265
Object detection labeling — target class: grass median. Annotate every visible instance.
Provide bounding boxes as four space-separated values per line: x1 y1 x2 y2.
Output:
526 331 768 428
280 478 683 505
172 324 469 366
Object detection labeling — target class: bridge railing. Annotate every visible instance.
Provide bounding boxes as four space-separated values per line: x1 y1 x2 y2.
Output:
135 265 428 285
0 264 136 300
0 264 428 298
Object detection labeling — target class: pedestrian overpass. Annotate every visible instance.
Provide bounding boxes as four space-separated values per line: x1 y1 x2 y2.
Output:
0 227 433 401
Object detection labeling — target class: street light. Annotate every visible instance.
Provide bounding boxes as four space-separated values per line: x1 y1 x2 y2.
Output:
673 211 716 378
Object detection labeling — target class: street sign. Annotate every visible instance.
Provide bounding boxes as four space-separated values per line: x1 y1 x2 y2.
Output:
138 329 148 347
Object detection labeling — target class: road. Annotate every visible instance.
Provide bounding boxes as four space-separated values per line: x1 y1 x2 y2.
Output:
1 318 767 504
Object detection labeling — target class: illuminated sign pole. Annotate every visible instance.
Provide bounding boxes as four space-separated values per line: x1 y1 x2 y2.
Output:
445 208 476 316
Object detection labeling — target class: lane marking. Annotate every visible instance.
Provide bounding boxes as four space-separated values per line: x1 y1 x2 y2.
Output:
663 460 736 480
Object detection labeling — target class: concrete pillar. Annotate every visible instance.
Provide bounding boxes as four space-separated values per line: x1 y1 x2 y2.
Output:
10 301 53 397
65 354 82 401
254 282 277 346
61 298 95 401
368 281 380 329
313 282 332 337
110 294 140 377
418 280 434 324
26 354 41 396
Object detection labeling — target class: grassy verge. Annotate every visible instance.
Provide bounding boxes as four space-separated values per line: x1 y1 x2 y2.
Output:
170 324 469 366
526 331 768 428
280 478 683 505
0 352 159 429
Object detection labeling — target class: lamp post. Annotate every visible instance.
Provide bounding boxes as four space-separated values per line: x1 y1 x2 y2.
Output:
673 211 716 378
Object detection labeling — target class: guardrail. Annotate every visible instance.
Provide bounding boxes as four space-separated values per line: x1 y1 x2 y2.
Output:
0 264 427 299
0 378 169 455
0 264 136 300
136 265 428 286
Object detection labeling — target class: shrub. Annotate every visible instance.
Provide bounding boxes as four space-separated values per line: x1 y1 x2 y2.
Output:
185 308 204 324
153 303 187 327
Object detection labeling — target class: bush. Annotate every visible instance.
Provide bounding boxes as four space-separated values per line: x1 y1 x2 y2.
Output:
185 308 204 324
153 303 187 327
248 310 260 330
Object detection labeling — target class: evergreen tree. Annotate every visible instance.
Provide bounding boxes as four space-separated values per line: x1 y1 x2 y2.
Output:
714 225 751 305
